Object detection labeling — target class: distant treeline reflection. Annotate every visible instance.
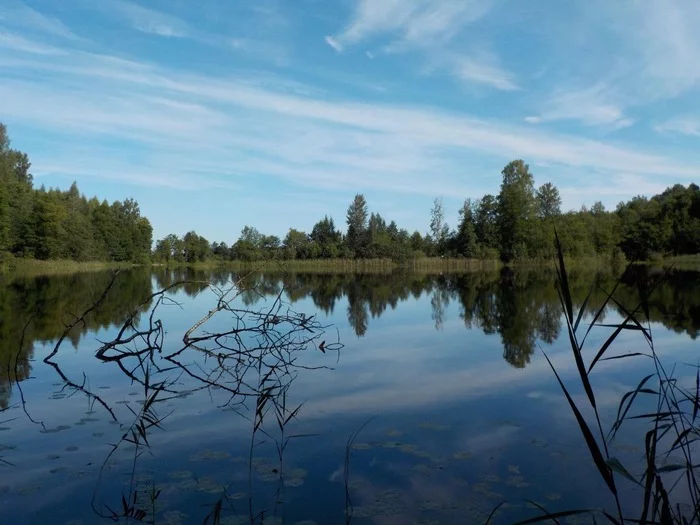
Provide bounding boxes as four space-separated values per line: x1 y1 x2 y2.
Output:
2 266 699 407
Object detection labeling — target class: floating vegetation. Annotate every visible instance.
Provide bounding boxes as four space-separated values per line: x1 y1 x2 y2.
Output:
17 485 42 495
480 473 501 483
411 463 436 477
47 454 60 460
65 446 79 452
471 482 502 500
189 449 231 461
453 451 472 460
194 476 225 494
0 427 10 432
79 417 99 423
169 470 194 480
507 464 520 474
386 429 402 437
161 510 188 525
420 500 461 511
545 492 562 501
505 475 530 488
347 489 406 518
218 517 250 525
49 467 68 474
42 425 71 433
418 422 450 431
92 432 104 437
284 467 308 487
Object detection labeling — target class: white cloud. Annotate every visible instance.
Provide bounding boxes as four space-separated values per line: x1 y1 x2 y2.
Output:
325 35 342 52
453 56 518 91
655 117 700 137
529 83 633 129
90 0 191 38
625 0 700 99
2 44 699 201
333 0 491 49
0 1 78 40
0 31 67 55
327 0 512 90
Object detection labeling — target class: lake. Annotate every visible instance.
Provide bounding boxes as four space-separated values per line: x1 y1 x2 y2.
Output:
1 265 699 524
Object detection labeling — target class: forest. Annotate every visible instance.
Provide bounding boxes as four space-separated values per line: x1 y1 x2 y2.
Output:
0 124 152 264
154 162 700 265
2 122 699 266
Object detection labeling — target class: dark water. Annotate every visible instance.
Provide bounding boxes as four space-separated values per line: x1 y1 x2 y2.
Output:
0 266 699 524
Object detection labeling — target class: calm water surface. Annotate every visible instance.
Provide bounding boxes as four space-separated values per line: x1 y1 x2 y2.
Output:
1 267 699 524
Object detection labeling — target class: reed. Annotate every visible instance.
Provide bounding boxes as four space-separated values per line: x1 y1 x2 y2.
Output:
512 230 700 524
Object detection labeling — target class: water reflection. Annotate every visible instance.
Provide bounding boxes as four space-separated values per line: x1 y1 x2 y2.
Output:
3 266 700 411
0 265 699 523
0 270 153 409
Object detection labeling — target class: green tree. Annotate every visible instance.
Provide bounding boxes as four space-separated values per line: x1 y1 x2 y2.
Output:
455 199 479 257
283 229 309 259
497 160 538 262
346 194 368 257
536 182 562 219
429 197 450 255
474 195 499 254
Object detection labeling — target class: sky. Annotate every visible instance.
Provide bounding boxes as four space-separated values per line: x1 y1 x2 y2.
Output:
1 0 699 244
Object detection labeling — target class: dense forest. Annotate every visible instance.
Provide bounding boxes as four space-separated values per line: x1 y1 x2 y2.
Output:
0 124 152 264
2 123 699 266
154 160 700 264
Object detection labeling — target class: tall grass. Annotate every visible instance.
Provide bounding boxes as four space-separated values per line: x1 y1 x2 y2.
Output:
512 231 700 524
1 257 139 277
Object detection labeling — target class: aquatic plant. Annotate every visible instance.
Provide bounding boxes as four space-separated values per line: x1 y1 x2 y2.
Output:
509 231 700 524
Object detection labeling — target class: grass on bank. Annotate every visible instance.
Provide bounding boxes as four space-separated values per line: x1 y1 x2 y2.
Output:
0 256 139 277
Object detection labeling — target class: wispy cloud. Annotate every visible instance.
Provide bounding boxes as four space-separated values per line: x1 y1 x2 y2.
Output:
0 31 67 55
453 55 518 91
2 43 699 206
624 0 700 100
327 0 514 90
325 35 342 52
89 0 191 38
655 117 700 137
526 83 633 129
0 0 78 40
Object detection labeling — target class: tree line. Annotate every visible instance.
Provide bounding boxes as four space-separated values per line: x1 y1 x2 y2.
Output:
154 160 700 264
0 124 152 263
2 123 698 265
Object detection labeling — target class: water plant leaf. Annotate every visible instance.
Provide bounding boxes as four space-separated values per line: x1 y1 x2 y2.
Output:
543 351 616 496
606 457 641 486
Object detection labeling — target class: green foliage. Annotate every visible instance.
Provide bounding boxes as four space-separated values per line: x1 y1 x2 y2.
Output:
429 197 450 255
536 182 562 219
140 156 699 267
346 193 368 257
497 160 538 262
0 123 152 264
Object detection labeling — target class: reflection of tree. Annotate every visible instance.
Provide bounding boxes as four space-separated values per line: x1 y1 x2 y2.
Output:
430 283 451 331
347 282 369 337
153 266 700 364
537 302 561 345
0 270 153 409
496 269 539 368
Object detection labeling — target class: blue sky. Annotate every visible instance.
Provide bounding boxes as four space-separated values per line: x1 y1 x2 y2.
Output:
1 0 699 243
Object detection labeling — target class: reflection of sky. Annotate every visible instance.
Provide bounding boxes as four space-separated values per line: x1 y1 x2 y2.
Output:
1 277 699 524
